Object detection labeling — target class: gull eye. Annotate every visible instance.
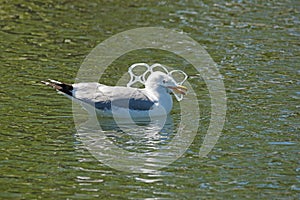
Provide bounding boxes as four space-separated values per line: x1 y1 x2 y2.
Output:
162 80 166 84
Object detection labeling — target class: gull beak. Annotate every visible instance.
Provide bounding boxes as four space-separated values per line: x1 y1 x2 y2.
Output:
168 85 188 95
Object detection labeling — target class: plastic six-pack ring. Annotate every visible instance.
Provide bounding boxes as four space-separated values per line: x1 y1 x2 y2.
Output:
127 63 188 101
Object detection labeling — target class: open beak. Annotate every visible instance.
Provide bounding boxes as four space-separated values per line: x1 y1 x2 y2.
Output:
168 85 188 95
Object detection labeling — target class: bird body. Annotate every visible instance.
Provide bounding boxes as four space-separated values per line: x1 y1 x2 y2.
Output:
42 71 187 118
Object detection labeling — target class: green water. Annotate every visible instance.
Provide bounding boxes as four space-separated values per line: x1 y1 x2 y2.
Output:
1 0 299 199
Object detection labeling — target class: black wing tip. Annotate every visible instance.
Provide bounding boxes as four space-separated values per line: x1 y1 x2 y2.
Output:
41 79 73 96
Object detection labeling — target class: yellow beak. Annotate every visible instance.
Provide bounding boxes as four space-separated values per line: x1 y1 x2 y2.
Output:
168 85 188 95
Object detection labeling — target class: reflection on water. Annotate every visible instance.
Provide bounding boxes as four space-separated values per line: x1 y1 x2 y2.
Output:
95 114 175 153
75 112 182 173
72 79 200 173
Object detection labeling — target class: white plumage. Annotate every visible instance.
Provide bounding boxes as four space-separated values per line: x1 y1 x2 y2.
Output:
42 71 187 118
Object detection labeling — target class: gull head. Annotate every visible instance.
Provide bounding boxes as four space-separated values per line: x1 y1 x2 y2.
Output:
145 71 188 96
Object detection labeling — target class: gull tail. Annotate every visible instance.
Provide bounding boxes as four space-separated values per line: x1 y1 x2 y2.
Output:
41 79 73 96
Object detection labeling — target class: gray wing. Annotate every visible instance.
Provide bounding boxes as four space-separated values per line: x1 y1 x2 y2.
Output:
72 83 155 111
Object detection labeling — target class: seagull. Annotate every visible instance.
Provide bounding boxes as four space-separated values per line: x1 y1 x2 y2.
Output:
42 71 187 118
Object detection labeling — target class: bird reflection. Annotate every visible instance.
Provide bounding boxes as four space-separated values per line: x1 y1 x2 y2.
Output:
76 113 175 153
